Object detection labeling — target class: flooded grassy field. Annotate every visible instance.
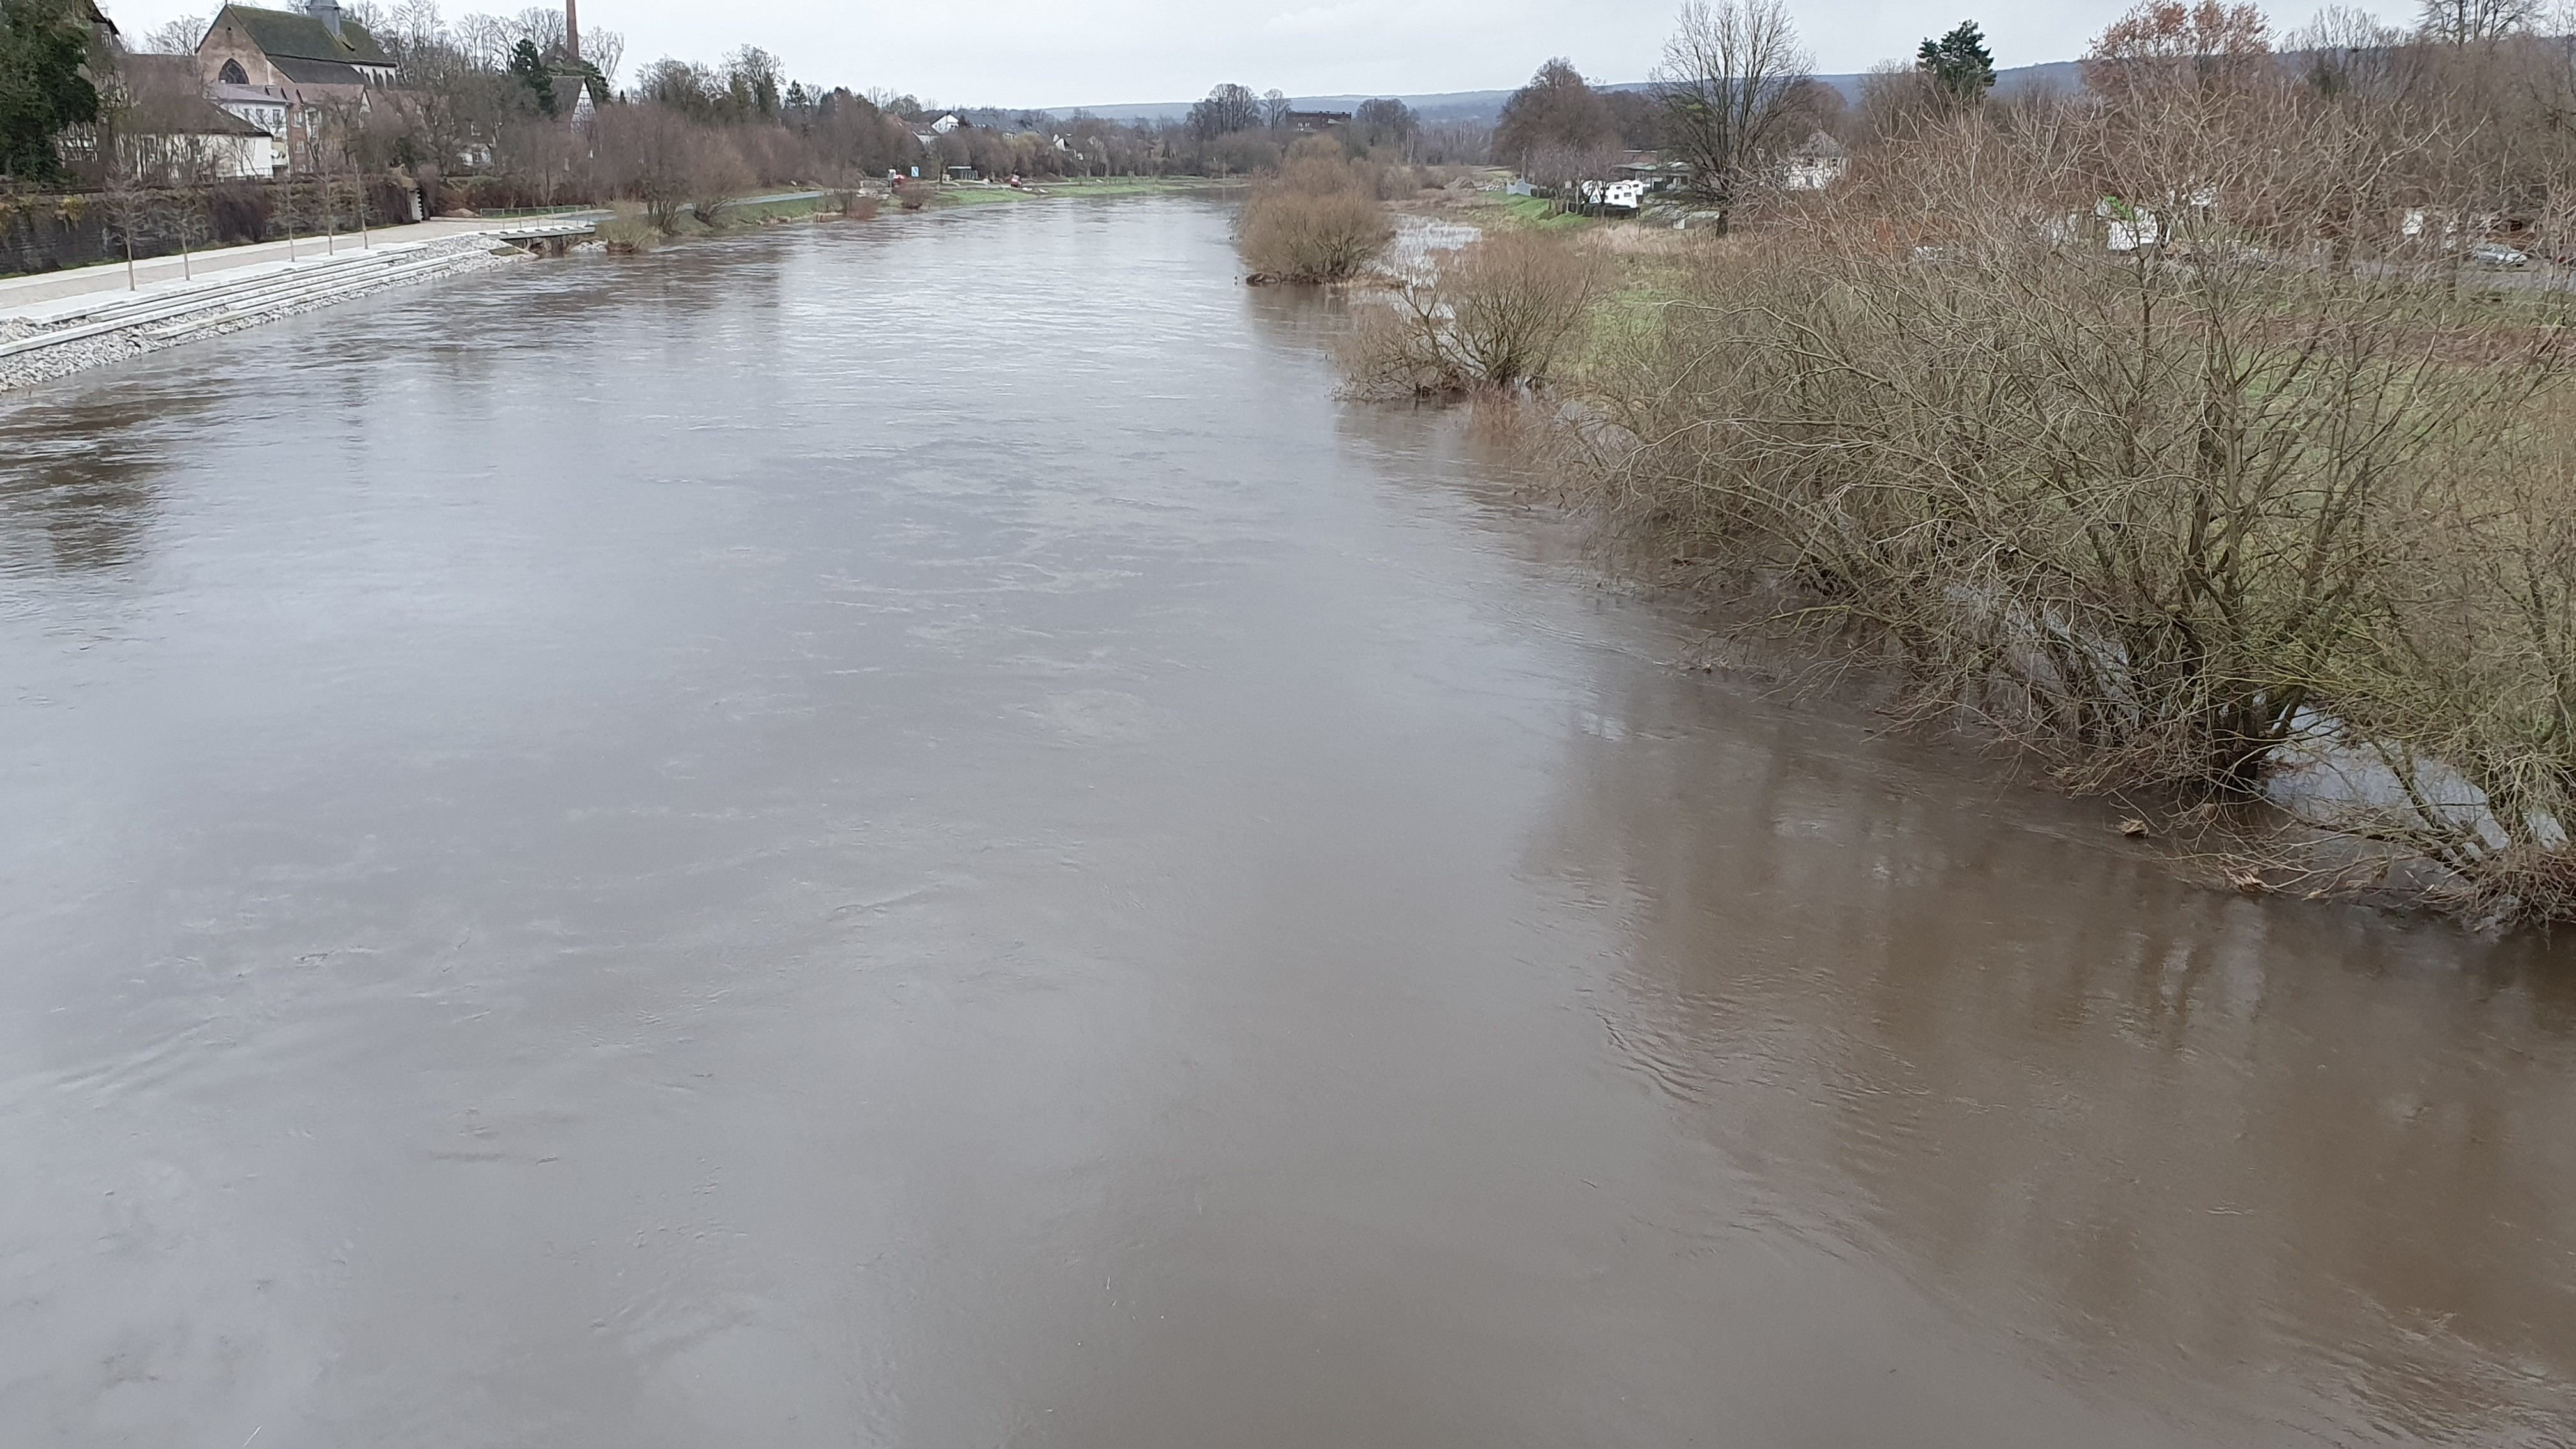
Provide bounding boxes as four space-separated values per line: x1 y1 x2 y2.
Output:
1 199 2570 1447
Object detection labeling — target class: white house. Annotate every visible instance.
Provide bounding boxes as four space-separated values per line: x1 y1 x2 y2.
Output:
1580 178 1648 212
123 96 279 180
1782 131 1848 190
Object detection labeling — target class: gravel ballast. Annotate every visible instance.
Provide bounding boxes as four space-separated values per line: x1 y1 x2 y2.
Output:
0 236 528 393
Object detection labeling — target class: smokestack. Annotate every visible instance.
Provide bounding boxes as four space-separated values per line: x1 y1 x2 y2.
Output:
304 0 343 38
564 0 579 65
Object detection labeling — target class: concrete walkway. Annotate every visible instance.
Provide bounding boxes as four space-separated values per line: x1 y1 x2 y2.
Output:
0 216 576 316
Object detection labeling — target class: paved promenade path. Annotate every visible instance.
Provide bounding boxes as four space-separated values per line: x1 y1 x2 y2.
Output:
0 217 572 318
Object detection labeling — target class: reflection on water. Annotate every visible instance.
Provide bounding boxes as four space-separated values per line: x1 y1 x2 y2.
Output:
0 200 2568 1448
1541 677 2576 1443
0 388 207 575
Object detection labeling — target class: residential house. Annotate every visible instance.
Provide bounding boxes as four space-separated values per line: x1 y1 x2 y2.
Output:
1284 111 1349 135
121 96 279 181
103 54 281 178
1782 131 1848 190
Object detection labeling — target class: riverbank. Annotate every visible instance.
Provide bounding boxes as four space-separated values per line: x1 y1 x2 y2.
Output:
0 233 528 393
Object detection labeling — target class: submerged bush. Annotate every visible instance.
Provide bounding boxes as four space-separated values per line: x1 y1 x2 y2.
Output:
1235 153 1392 282
1341 231 1606 396
597 206 661 252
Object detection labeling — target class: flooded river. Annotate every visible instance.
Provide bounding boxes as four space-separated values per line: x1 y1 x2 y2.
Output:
3 200 2572 1446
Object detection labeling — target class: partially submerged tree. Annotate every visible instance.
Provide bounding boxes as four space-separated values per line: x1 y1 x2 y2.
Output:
1342 231 1606 396
1655 0 1813 230
1235 148 1391 281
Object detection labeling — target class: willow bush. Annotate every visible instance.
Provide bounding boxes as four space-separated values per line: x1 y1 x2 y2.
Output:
1235 151 1393 282
1340 231 1607 396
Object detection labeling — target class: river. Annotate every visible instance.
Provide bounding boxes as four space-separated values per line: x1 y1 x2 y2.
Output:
2 199 2570 1447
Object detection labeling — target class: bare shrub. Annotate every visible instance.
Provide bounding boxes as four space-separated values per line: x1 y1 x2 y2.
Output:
894 180 931 211
2313 401 2576 923
1342 231 1607 395
590 102 696 231
689 132 755 228
1574 49 2576 920
1236 154 1393 282
596 208 662 252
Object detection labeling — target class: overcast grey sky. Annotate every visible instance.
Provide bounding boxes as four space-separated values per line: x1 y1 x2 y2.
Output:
106 0 2396 109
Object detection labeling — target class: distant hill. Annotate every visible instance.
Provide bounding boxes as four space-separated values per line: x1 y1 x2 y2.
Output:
1046 62 2087 126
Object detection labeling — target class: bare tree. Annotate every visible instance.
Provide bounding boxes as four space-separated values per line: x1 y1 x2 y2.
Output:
583 25 623 89
96 172 150 288
2288 4 2411 96
1353 96 1419 157
591 101 696 228
724 45 783 117
1262 88 1291 128
509 4 565 56
1524 139 1623 199
454 12 514 68
1495 58 1618 172
1655 0 1813 231
387 0 445 49
1189 83 1262 139
2418 0 2537 42
157 187 213 278
140 13 208 53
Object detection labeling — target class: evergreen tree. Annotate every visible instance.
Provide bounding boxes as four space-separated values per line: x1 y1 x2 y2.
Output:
0 0 101 183
1916 20 1997 104
509 37 557 118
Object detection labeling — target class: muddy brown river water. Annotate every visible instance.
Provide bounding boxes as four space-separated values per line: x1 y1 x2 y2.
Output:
2 200 2572 1447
